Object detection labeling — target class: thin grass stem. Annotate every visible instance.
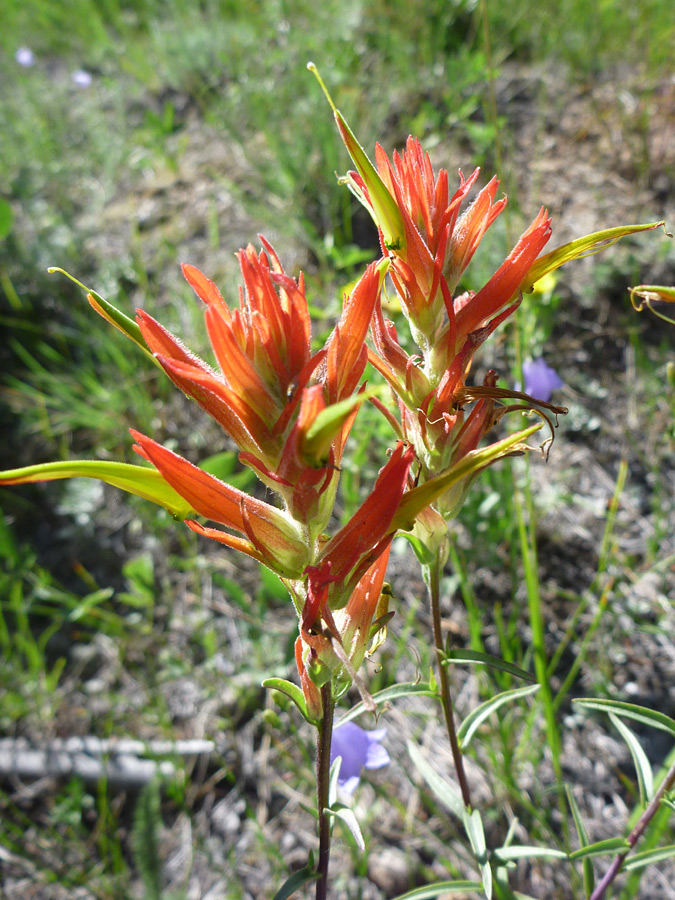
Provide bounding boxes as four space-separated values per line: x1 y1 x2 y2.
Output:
426 548 473 809
513 462 570 853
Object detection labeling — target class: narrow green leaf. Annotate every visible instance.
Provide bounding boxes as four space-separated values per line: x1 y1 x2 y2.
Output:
491 880 539 900
271 862 319 900
262 678 314 724
493 846 568 863
568 838 630 860
335 682 437 726
623 845 675 871
0 460 195 520
308 62 405 252
69 588 115 622
446 649 535 683
609 712 654 804
335 109 406 253
407 741 464 818
566 785 594 896
390 882 483 900
463 807 492 899
326 806 365 852
88 290 155 359
393 423 542 531
574 698 675 738
328 756 341 806
457 684 540 750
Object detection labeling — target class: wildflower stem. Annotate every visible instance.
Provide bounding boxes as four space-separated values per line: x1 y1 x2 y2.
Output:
315 683 335 900
427 549 473 809
589 757 675 900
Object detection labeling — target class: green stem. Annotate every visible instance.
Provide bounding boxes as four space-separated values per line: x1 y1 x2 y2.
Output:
315 683 335 900
427 548 473 809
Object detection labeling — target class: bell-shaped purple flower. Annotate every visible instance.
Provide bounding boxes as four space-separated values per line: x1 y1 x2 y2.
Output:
15 47 35 67
522 357 564 403
71 69 93 88
330 721 390 795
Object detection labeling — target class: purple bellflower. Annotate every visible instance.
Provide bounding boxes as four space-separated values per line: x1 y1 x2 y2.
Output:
330 721 390 795
522 357 564 403
15 47 35 67
71 69 93 88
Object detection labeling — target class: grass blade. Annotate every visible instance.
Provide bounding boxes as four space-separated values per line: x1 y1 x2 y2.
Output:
566 785 594 896
390 882 483 900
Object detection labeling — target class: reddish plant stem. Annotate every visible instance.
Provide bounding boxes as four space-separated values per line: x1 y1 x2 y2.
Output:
315 683 335 900
427 550 473 809
589 757 675 900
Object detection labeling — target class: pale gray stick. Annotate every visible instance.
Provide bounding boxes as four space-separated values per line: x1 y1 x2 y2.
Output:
0 737 215 788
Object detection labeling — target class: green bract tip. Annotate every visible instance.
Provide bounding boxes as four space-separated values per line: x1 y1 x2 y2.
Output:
47 266 91 293
307 62 337 114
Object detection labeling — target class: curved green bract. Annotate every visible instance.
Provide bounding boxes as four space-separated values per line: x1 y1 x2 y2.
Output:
48 267 157 364
0 460 196 520
522 222 666 293
334 109 406 252
262 677 314 724
335 681 437 726
393 422 543 530
307 63 405 253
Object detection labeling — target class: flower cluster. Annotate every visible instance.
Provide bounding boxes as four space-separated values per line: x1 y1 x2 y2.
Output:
1 79 664 722
325 92 662 527
113 242 423 717
362 139 554 518
2 237 463 720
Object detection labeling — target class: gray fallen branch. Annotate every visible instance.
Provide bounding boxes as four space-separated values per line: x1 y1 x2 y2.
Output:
0 737 215 788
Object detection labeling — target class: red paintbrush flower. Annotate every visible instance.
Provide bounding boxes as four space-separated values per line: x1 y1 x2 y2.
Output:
293 442 415 713
0 238 406 717
329 114 562 523
349 137 552 363
129 429 310 578
137 241 387 527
